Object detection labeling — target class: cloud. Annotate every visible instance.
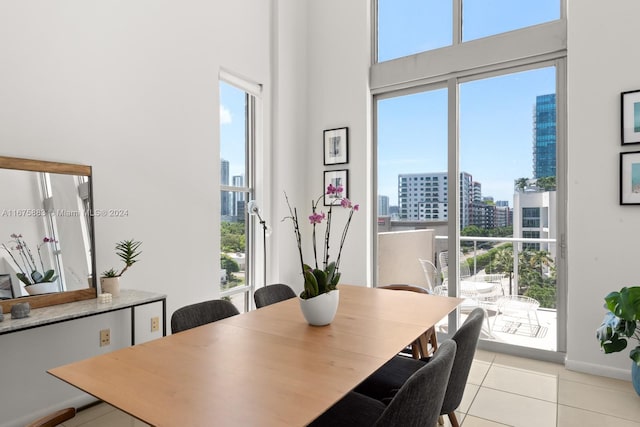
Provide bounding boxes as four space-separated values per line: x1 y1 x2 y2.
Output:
220 105 232 125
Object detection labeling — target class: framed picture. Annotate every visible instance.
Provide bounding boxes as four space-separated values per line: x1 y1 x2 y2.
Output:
324 170 348 206
621 90 640 145
323 127 349 165
620 151 640 204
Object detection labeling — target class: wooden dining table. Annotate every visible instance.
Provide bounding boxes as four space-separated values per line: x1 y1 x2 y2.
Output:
48 284 462 427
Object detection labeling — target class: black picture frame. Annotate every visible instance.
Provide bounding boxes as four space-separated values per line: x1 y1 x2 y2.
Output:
620 151 640 205
621 90 640 145
323 127 349 165
323 170 348 206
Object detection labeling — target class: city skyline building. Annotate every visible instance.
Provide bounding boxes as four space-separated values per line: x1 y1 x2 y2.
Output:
533 93 557 179
231 175 244 217
221 159 230 216
398 171 475 228
378 195 389 216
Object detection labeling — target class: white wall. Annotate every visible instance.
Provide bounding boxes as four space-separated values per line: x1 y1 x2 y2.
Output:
0 0 272 317
0 2 274 422
302 0 372 287
269 0 309 294
565 1 640 379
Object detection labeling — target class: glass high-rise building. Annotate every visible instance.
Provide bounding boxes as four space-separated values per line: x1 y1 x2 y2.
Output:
378 195 389 216
533 93 556 178
221 159 230 216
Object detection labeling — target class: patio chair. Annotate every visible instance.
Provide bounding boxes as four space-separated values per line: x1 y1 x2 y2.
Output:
418 258 439 291
438 251 501 334
439 251 504 292
493 295 541 336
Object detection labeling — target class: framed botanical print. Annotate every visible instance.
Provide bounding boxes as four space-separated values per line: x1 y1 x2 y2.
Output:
323 127 349 165
323 170 348 206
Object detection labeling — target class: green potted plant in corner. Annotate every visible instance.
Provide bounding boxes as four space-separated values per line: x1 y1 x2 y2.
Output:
100 239 142 297
283 184 358 326
596 286 640 395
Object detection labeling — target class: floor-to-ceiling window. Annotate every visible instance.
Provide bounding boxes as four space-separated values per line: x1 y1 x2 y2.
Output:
374 0 565 360
219 76 258 313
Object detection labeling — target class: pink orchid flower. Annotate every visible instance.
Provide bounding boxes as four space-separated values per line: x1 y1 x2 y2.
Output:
309 212 326 224
326 184 344 195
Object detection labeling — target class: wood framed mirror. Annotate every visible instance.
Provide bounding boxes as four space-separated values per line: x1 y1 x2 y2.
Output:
0 156 96 312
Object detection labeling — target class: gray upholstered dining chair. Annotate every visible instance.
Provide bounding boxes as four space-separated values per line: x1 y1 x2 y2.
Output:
253 283 297 308
354 307 485 427
170 299 240 333
25 407 76 427
307 339 457 427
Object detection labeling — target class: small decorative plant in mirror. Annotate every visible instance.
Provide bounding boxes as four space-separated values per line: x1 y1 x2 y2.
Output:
101 239 142 278
1 233 58 286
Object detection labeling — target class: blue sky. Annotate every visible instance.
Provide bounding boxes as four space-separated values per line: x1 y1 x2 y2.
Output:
220 82 246 182
377 1 559 206
221 1 560 206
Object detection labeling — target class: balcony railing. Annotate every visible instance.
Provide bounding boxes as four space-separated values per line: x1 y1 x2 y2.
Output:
434 235 557 301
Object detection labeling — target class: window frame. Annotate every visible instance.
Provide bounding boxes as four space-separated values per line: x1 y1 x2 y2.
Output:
219 73 260 313
371 3 567 358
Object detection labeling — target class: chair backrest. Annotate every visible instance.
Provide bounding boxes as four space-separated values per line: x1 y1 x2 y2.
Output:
418 258 438 291
438 251 471 283
171 299 240 333
379 284 430 294
254 283 297 308
374 340 457 427
26 408 76 427
441 307 485 415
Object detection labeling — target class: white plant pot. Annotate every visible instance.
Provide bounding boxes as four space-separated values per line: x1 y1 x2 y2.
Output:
25 281 59 296
299 290 340 326
100 277 121 297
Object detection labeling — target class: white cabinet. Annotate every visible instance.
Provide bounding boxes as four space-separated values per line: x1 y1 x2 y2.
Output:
0 290 165 427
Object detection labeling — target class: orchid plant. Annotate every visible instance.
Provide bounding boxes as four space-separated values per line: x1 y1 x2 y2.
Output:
284 184 359 300
1 233 58 286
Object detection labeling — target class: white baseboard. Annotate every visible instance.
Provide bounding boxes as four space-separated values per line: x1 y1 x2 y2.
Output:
565 358 630 381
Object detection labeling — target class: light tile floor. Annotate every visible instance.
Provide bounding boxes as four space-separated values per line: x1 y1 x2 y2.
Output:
59 350 640 427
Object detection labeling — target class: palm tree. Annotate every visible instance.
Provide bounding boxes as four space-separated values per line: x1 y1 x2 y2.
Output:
536 176 556 191
527 249 553 277
515 177 529 192
490 245 515 289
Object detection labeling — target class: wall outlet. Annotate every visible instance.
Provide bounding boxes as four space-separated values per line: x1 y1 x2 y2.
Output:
100 329 110 347
151 316 160 332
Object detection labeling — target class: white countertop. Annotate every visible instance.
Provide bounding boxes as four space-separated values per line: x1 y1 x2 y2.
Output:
0 289 166 334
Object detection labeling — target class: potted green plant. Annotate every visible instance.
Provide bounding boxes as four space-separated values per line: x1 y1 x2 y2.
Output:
283 184 358 325
1 233 60 295
596 286 640 395
100 239 142 297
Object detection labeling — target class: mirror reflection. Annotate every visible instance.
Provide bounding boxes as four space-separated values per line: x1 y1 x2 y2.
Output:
0 158 95 303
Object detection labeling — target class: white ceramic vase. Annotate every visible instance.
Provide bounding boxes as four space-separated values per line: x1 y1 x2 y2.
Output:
299 290 340 326
100 277 121 297
25 281 59 295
